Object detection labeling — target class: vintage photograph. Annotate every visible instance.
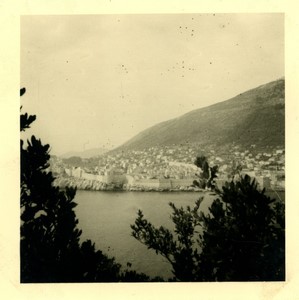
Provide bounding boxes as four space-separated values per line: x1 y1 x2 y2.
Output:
20 13 285 282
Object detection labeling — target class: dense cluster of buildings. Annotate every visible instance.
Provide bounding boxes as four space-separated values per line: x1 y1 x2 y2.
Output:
50 144 285 191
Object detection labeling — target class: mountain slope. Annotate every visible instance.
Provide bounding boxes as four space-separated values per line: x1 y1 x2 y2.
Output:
60 147 108 159
117 78 285 151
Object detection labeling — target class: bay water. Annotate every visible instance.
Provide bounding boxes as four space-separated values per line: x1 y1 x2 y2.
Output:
74 191 212 280
73 189 284 280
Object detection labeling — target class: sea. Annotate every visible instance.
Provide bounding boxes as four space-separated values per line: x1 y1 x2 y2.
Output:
73 190 284 280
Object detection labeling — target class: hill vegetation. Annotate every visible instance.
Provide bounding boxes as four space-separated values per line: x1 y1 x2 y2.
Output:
60 147 108 159
117 78 284 152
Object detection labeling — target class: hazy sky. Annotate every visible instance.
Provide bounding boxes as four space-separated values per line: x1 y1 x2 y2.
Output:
21 14 284 155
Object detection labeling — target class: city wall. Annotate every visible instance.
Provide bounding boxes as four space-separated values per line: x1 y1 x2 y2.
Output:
65 167 195 189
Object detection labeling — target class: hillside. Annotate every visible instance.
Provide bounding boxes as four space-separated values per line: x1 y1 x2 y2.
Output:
60 147 108 159
116 78 285 151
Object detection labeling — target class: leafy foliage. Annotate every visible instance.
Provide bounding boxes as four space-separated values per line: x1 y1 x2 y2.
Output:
62 156 83 167
200 175 284 281
131 174 285 281
20 88 150 282
20 112 36 132
193 155 218 190
228 159 243 180
132 199 203 281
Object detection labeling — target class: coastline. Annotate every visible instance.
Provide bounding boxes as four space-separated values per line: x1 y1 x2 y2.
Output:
53 176 284 200
54 176 206 193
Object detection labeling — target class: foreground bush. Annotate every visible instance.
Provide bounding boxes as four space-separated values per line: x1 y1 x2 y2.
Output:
20 88 149 282
131 175 285 281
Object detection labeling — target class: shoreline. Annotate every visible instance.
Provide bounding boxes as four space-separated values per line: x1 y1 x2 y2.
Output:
53 176 284 196
54 176 207 193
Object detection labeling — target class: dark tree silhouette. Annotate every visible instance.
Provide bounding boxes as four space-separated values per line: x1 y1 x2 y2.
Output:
193 156 218 190
199 175 285 281
194 156 210 179
229 159 243 180
131 198 203 281
131 174 285 281
20 88 150 282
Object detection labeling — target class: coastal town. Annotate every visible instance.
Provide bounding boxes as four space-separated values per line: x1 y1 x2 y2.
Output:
49 143 285 193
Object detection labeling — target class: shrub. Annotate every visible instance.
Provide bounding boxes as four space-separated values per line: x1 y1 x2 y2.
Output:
131 175 285 281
